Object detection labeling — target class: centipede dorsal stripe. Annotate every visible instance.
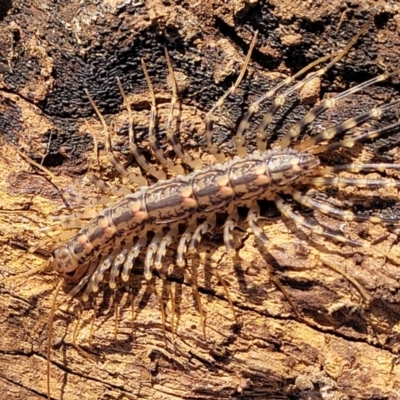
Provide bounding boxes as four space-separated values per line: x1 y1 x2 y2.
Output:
2 10 400 400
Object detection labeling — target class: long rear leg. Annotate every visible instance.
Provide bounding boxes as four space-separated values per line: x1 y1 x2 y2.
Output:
311 121 400 154
274 194 400 265
290 187 400 224
295 98 400 152
247 16 374 151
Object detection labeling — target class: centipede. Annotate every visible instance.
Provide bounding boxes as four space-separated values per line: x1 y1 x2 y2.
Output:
1 10 400 400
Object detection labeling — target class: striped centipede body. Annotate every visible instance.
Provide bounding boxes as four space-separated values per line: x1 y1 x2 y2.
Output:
2 11 400 400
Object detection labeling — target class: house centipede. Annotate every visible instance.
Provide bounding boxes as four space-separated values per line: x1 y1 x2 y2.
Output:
1 12 400 400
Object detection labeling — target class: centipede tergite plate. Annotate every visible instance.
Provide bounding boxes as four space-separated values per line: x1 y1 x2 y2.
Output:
1 1 400 399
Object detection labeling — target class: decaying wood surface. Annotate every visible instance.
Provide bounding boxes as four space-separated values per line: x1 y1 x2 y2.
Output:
1 0 400 399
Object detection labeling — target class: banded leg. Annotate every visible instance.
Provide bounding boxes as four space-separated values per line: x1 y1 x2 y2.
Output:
189 217 216 253
144 231 164 281
85 89 151 186
164 49 202 170
0 261 49 285
314 163 400 175
40 209 98 234
153 226 179 338
82 250 120 301
304 176 400 190
121 236 148 282
274 194 400 264
290 188 400 224
311 120 400 154
223 208 240 258
176 225 196 267
141 59 179 176
89 173 131 196
150 277 169 343
182 264 207 339
247 203 268 244
194 214 239 324
154 227 179 270
88 301 99 351
252 16 374 152
205 31 258 161
237 53 338 153
116 78 161 183
190 216 237 323
72 303 96 360
296 98 400 152
280 70 400 150
61 190 111 207
274 194 364 247
109 243 134 289
65 260 98 301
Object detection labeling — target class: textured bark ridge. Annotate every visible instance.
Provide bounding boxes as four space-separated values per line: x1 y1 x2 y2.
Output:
1 1 400 399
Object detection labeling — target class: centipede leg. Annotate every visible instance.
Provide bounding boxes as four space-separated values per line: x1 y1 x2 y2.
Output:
117 77 160 184
183 267 207 340
121 236 148 282
89 173 132 196
205 32 258 161
126 285 135 341
154 227 179 271
176 224 197 268
88 300 99 352
188 217 216 253
72 301 96 360
247 203 268 244
82 250 120 302
150 276 168 343
290 187 400 224
274 194 400 265
164 49 202 170
113 290 120 342
141 59 179 177
144 232 163 281
86 87 151 186
223 208 240 258
168 283 176 340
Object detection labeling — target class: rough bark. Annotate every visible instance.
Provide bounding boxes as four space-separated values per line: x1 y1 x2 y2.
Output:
1 0 400 399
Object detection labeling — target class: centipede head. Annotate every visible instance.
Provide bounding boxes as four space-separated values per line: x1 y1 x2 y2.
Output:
51 244 88 282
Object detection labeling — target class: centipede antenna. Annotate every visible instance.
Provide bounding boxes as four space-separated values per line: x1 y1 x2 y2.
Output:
47 279 63 400
0 261 49 285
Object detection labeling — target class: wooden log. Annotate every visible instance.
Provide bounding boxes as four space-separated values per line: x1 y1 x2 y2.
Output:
1 1 400 399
